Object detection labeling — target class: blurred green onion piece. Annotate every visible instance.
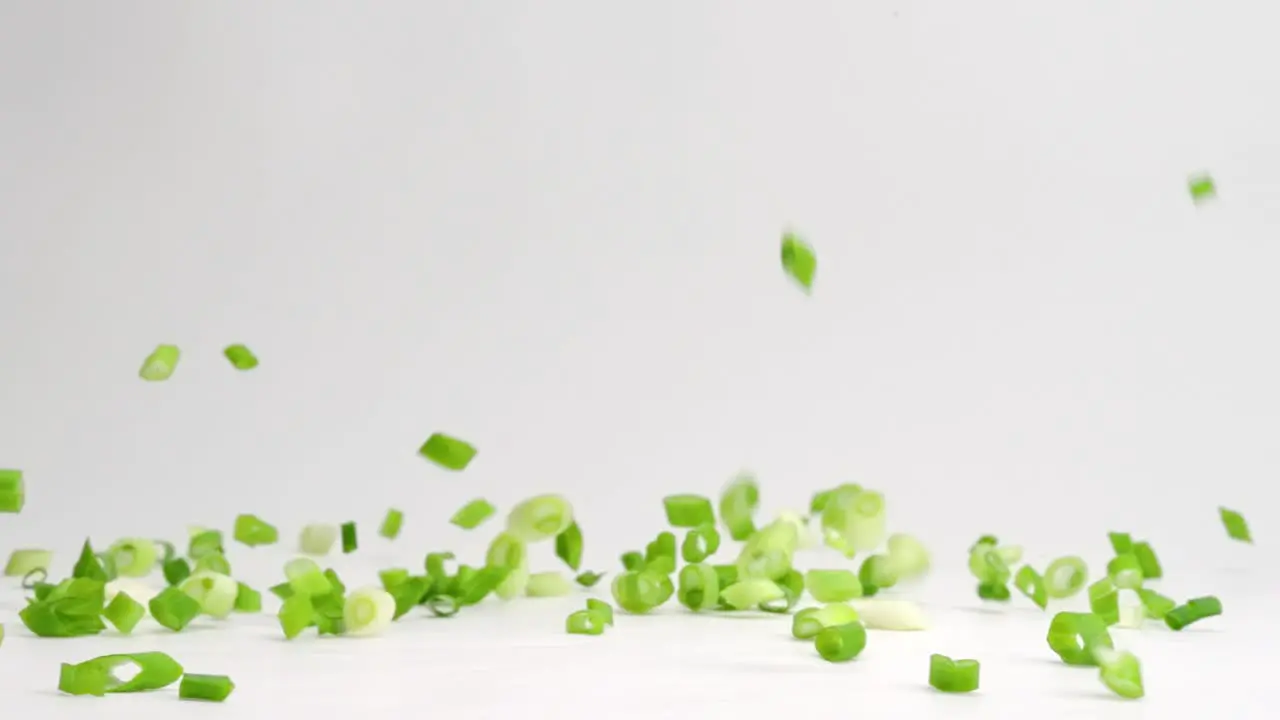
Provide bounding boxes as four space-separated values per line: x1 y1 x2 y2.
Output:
4 548 51 577
1219 507 1251 543
223 343 258 370
380 508 404 539
663 494 715 528
233 514 278 547
781 232 817 291
139 344 180 381
929 653 980 693
418 432 478 471
451 499 495 530
815 622 866 662
179 673 235 702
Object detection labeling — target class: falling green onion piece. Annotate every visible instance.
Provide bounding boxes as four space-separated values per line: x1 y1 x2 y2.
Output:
814 622 867 662
71 539 107 581
148 586 201 631
1165 595 1222 631
102 592 146 634
139 344 180 381
1108 531 1133 555
587 598 614 626
822 486 887 554
506 494 574 543
0 468 24 513
278 594 314 639
719 473 760 542
1106 554 1144 590
343 586 395 636
575 571 605 588
1131 541 1162 579
179 673 235 702
672 563 716 612
620 551 644 571
781 232 818 292
1014 566 1048 610
809 488 837 514
929 654 980 693
486 532 530 600
188 530 224 560
1188 173 1217 203
234 582 261 613
886 533 931 578
285 557 332 596
223 343 258 370
526 571 574 597
162 557 191 586
791 602 860 640
1046 611 1113 666
680 525 721 564
565 609 605 636
1044 556 1088 599
232 514 278 547
4 548 51 577
1136 588 1176 620
805 569 862 602
611 570 670 614
555 522 584 571
418 432 478 471
1094 647 1144 699
194 551 231 575
644 531 678 575
1088 578 1120 626
858 554 898 597
179 571 238 618
451 498 495 530
977 581 1011 601
299 524 338 555
340 522 357 554
19 578 107 637
1219 507 1251 543
662 494 715 528
105 539 158 577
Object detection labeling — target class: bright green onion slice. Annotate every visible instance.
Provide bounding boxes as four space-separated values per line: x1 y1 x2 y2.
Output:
379 568 409 591
19 578 108 637
0 468 24 513
611 570 670 614
791 602 859 639
299 524 338 555
506 494 574 543
139 344 180 381
1131 541 1162 579
223 343 258 370
234 583 261 613
762 570 804 614
680 525 720 564
1108 532 1133 555
555 522 583 571
485 532 530 600
179 673 235 702
526 571 574 597
1219 507 1251 543
1014 566 1048 609
179 571 238 618
977 581 1011 601
418 432 478 471
587 598 614 626
102 592 146 634
1044 556 1088 599
163 558 191 586
850 599 928 630
1046 612 1113 666
1106 554 1144 590
1094 648 1144 699
644 531 678 575
620 551 644 571
565 609 605 635
194 551 231 575
719 578 784 610
805 569 862 602
72 539 108 581
1165 595 1222 630
929 654 980 693
4 548 52 577
1188 173 1216 203
663 494 715 528
886 533 930 578
233 514 278 547
58 652 184 696
1136 588 1176 620
340 522 357 553
815 622 867 662
285 557 332 596
425 551 456 584
343 586 395 636
575 571 605 587
148 586 202 631
373 508 402 540
277 594 314 639
451 498 495 530
677 563 720 612
781 232 818 291
719 473 760 542
1087 578 1120 626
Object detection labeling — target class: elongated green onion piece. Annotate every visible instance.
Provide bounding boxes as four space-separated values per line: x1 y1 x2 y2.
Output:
1014 566 1048 609
342 586 395 636
1165 595 1222 630
1046 611 1113 666
1136 588 1176 620
506 494 574 543
223 343 258 370
1188 172 1216 203
969 545 1011 585
719 473 760 541
1219 507 1251 543
486 532 530 600
340 522 358 554
233 514 278 547
139 344 180 381
680 525 721 564
102 592 146 634
663 494 715 528
566 609 605 635
1094 647 1144 699
644 531 678 575
179 673 235 702
929 654 980 693
188 530 223 561
179 571 238 618
719 578 784 610
575 570 605 587
0 468 24 513
418 432 478 470
1088 578 1120 625
449 498 494 530
278 594 313 639
1106 554 1144 590
555 522 584 571
850 599 928 631
886 533 930 578
149 586 202 631
299 524 338 555
781 231 817 291
526 571 574 597
1131 541 1162 579
1044 556 1088 599
20 578 107 637
1108 531 1133 555
822 486 887 554
4 548 52 577
791 602 860 639
815 621 866 662
58 652 184 696
805 569 862 602
285 557 332 596
104 539 158 577
612 570 670 614
234 582 261 613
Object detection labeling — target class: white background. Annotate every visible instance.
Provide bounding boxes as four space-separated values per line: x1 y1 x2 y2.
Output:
1 1 1276 717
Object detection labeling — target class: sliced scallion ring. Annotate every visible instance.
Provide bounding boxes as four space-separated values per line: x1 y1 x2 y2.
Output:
1044 556 1088 599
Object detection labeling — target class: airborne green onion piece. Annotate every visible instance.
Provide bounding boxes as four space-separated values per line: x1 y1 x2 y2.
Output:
719 474 760 541
555 522 584 571
815 622 867 662
1095 648 1144 699
425 551 456 584
72 539 108 581
792 602 859 639
1136 588 1176 620
1165 595 1222 631
566 609 605 635
575 571 605 587
379 568 410 591
418 432 478 471
486 532 531 600
278 594 314 639
762 569 804 614
526 571 574 597
285 557 333 596
719 578 784 610
451 498 495 530
620 551 644 571
102 592 145 634
223 343 258 370
859 554 898 597
19 578 108 637
968 543 1009 584
736 519 799 581
1188 173 1217 203
929 654 980 693
681 525 721 564
180 571 238 618
299 524 338 555
4 548 52 577
188 530 223 560
809 487 840 514
1131 541 1162 579
163 558 191 586
611 570 670 614
58 652 184 696
343 586 395 636
822 486 886 554
1088 578 1120 625
234 582 261 612
0 468 24 513
587 598 614 626
977 581 1010 601
663 494 715 528
1014 566 1048 609
1106 554 1144 590
139 344 180 381
1044 556 1088 598
1219 507 1251 543
149 586 202 631
886 533 930 578
851 598 928 630
22 567 48 589
677 563 720 612
805 569 862 602
781 231 817 291
506 494 574 543
644 531 678 575
233 514 278 547
372 508 403 540
340 522 358 553
179 673 235 702
105 539 158 577
1108 532 1133 555
1046 612 1113 666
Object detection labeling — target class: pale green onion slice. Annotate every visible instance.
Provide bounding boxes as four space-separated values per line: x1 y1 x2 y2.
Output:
781 232 817 291
194 552 231 575
58 652 184 695
565 609 605 635
1136 588 1176 620
379 508 404 539
774 510 818 550
677 563 720 612
1044 556 1088 598
1106 554 1144 590
1116 602 1145 629
977 581 1011 601
1046 612 1113 666
886 533 930 578
805 569 862 602
284 557 332 596
525 571 574 597
680 525 720 564
343 586 395 636
720 578 784 610
233 514 278 547
821 486 886 553
1219 507 1251 543
102 592 146 634
815 622 866 662
850 599 928 630
299 524 338 555
1088 578 1119 626
1165 596 1222 631
555 522 584 571
791 602 859 639
1094 648 1144 699
506 494 574 543
718 473 760 541
179 571 238 618
418 432 478 471
0 468 24 513
735 519 798 581
1014 566 1048 609
1188 173 1216 203
139 344 180 381
663 494 715 528
929 654 980 693
611 570 670 614
223 343 258 370
451 498 496 530
105 539 158 577
485 532 530 600
586 598 614 626
4 548 52 577
1131 541 1162 579
858 554 898 596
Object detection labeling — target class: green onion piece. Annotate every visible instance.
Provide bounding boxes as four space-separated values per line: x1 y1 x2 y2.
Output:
180 571 238 618
575 571 605 587
285 557 332 596
139 344 180 381
194 552 231 575
1130 541 1162 579
105 539 158 577
1046 611 1114 666
968 545 1009 584
58 652 184 696
805 569 862 602
233 514 278 547
886 533 931 578
977 581 1011 601
929 654 980 693
343 586 395 636
71 539 108 581
299 524 338 555
791 602 860 639
1094 648 1144 699
850 598 928 630
506 494 574 543
809 488 838 514
4 548 52 577
555 522 584 571
102 592 146 634
19 578 108 637
611 570 669 614
1044 556 1088 598
814 622 867 662
1136 588 1176 620
1219 507 1252 543
179 673 235 702
376 508 404 540
188 530 224 560
663 494 715 528
620 551 644 571
969 534 999 552
234 582 261 613
1087 578 1120 625
587 598 614 626
565 609 605 636
387 576 430 619
680 525 721 564
148 586 202 631
644 531 678 575
269 582 293 600
1106 554 1144 590
719 578 784 610
822 486 887 554
1108 531 1133 555
162 558 191 586
379 568 410 590
223 343 258 370
526 571 574 597
763 569 804 613
485 532 530 600
58 662 108 696
0 468 24 513
736 519 799 581
418 432 478 471
719 473 760 542
451 498 495 530
155 540 176 564
781 231 818 291
1165 595 1222 631
1014 566 1048 609
278 594 314 639
454 565 509 606
425 552 456 584
1188 173 1217 203
858 554 898 597
340 521 357 554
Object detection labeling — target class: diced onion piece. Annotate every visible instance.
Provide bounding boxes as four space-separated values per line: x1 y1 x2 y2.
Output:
814 622 866 662
1014 566 1048 610
565 609 605 635
821 486 886 553
555 522 583 571
611 570 671 614
178 673 235 702
1095 648 1144 699
1088 578 1120 626
179 571 238 619
1219 507 1252 543
1046 611 1113 666
139 344 180 381
234 583 261 613
792 602 859 639
805 569 862 602
222 343 258 370
341 522 358 553
929 653 980 693
718 473 760 542
4 548 52 577
1044 556 1088 599
0 468 24 513
418 432 478 471
1188 172 1217 203
343 586 395 636
103 592 146 634
1106 554 1144 591
451 499 496 530
148 586 202 631
886 533 930 578
485 532 530 600
299 524 338 556
1165 595 1222 631
735 519 798 581
58 652 184 695
859 554 898 597
678 563 721 612
781 231 818 291
1108 531 1133 555
526 571 574 597
232 514 277 548
850 599 928 630
663 494 715 528
575 571 605 588
680 525 721 564
506 494 574 543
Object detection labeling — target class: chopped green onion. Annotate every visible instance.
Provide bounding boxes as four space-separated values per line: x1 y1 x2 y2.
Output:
1136 588 1176 620
620 551 644 571
4 548 52 577
485 532 530 600
809 487 838 514
977 581 1011 601
179 571 238 618
1106 554 1144 590
278 594 313 639
929 654 980 693
139 344 180 381
566 610 605 635
427 594 462 617
418 432 478 471
285 557 332 596
886 533 930 578
850 599 928 631
1014 566 1048 609
680 525 721 564
555 522 584 571
719 473 760 541
233 514 278 547
575 571 605 587
663 494 715 528
387 576 430 619
425 551 456 584
19 578 107 637
781 232 817 291
1108 532 1133 555
1188 173 1217 203
611 570 670 614
340 521 357 553
162 558 191 586
373 508 403 540
179 673 235 702
526 571 574 597
1094 647 1143 699
194 551 231 575
343 586 395 636
71 539 108 581
821 486 886 554
188 530 223 561
969 534 999 552
968 545 1011 585
22 567 48 589
762 570 804 614
677 563 720 612
451 498 495 530
1165 595 1222 631
1046 612 1113 666
234 582 261 613
1117 603 1145 628
506 494 574 543
223 343 258 370
102 592 146 634
379 568 410 590
719 578 784 610
105 539 158 577
587 598 614 626
299 524 338 555
815 622 866 662
149 586 202 631
1130 541 1161 579
859 554 898 597
1044 556 1088 598
792 602 860 639
58 652 184 696
644 531 678 575
805 569 862 602
312 590 346 635
0 468 24 513
1219 507 1251 543
1088 578 1120 625
736 519 798 581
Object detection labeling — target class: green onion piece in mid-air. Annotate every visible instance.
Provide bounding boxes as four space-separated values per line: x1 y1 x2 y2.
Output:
57 652 184 696
929 654 980 693
762 570 804 614
1188 173 1216 203
139 344 180 381
1108 532 1133 555
1046 612 1113 666
1219 507 1251 543
719 473 760 542
194 552 231 576
886 533 931 578
0 468 24 513
611 570 670 614
299 524 338 556
1088 579 1120 626
343 586 395 636
71 539 108 581
805 569 862 602
233 514 278 547
506 494 575 543
1095 648 1144 699
565 609 605 636
859 554 898 597
663 494 715 528
814 622 867 662
735 519 799 581
1136 588 1176 620
4 548 52 577
19 578 107 637
379 568 410 590
792 603 860 640
1131 541 1162 579
586 598 614 626
556 522 584 571
234 583 261 613
223 343 258 370
620 551 644 571
188 530 224 561
575 571 605 588
285 557 333 596
379 508 405 539
278 594 314 639
341 522 358 554
781 231 818 291
179 571 238 618
1014 566 1048 609
644 531 678 575
677 563 720 612
977 581 1011 601
719 578 784 611
1044 556 1088 599
418 432 478 471
680 525 721 564
485 533 531 600
809 487 840 514
451 498 495 530
822 486 887 554
526 571 574 598
105 539 158 578
1106 554 1144 590
163 558 191 586
179 673 235 702
149 586 202 631
1165 595 1222 631
102 592 146 634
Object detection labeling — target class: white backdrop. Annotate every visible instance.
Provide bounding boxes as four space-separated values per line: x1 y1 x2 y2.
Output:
1 1 1276 718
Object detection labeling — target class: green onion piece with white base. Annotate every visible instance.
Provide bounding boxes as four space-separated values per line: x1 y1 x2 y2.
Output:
506 495 574 543
525 571 574 597
179 571 238 618
1219 507 1251 543
1094 648 1144 699
105 539 158 577
805 569 862 602
718 473 760 541
1044 556 1088 599
139 344 180 381
1106 554 1143 590
781 232 818 291
735 519 798 581
1046 612 1113 666
343 587 395 636
4 549 52 577
850 599 928 630
821 486 886 554
299 524 338 555
815 622 866 662
792 602 859 639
